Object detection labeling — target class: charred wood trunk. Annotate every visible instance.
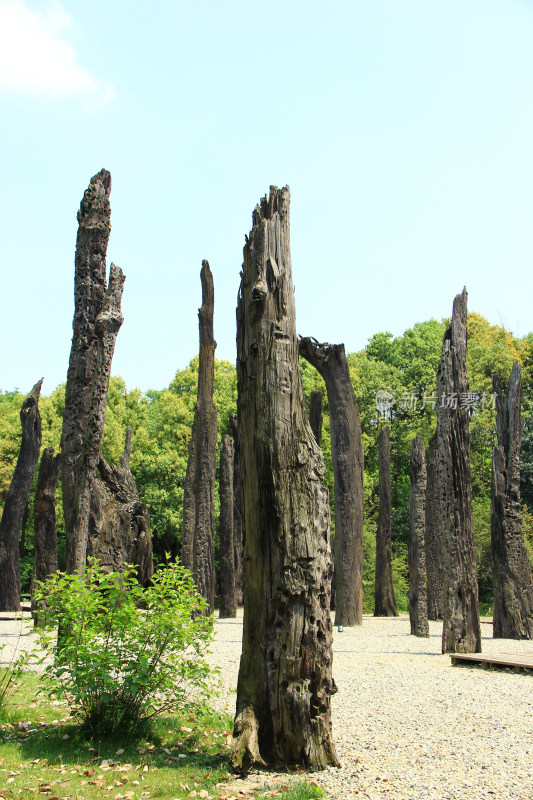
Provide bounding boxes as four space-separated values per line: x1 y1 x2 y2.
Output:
374 426 398 617
181 261 217 614
408 436 429 637
0 380 42 611
425 433 443 620
437 288 481 654
309 390 323 446
491 363 533 638
219 434 236 618
229 413 244 606
232 186 338 772
31 447 61 625
299 337 364 627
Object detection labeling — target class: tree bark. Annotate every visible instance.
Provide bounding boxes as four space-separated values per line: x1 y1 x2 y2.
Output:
232 186 338 772
299 337 364 627
31 447 61 625
437 288 481 654
229 412 244 606
0 380 43 611
219 434 236 618
491 363 533 638
374 426 398 617
309 390 323 446
181 260 217 614
408 436 429 637
425 432 444 620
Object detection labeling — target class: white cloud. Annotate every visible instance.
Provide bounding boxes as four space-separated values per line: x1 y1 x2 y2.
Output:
0 0 115 104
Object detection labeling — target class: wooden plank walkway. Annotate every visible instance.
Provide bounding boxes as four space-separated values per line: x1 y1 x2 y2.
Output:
451 652 533 671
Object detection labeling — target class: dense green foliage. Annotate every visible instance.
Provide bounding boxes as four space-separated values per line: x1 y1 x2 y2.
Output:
34 559 216 736
1 312 532 611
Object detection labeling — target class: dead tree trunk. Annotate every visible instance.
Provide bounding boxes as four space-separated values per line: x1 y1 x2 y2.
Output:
219 435 236 618
309 390 323 446
408 436 429 637
374 426 398 617
229 412 244 606
0 380 42 611
299 337 364 627
437 288 481 654
232 186 338 772
425 433 444 620
31 447 61 625
181 261 217 614
492 363 533 638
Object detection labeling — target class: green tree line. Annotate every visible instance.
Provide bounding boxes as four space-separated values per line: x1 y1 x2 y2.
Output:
1 313 532 611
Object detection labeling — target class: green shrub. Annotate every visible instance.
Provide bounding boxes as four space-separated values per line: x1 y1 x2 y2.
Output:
34 559 217 737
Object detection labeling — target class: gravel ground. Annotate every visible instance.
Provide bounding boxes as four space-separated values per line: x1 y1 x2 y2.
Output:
2 610 533 800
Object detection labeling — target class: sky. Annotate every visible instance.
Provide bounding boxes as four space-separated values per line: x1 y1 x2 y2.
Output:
1 0 533 396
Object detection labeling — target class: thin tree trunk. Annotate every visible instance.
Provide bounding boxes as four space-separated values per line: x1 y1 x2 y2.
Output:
309 390 323 446
181 260 217 614
299 336 364 627
437 288 481 654
120 426 133 470
374 426 398 617
491 363 533 638
31 447 60 625
0 380 42 611
232 187 338 772
408 436 429 637
19 501 29 558
219 434 236 618
425 433 443 620
229 412 244 606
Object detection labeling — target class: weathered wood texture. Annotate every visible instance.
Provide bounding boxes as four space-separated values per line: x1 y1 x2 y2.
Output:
232 187 338 772
219 435 236 618
437 288 481 654
181 261 217 614
425 432 444 620
229 412 244 606
374 426 398 617
0 380 42 611
491 363 533 638
299 337 364 627
31 447 61 625
408 436 429 637
309 390 323 446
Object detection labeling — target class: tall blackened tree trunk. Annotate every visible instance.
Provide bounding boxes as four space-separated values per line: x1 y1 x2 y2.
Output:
408 436 429 637
299 337 364 627
232 187 338 772
425 433 443 620
229 412 244 606
437 288 481 654
374 426 398 617
492 363 533 638
31 447 61 624
181 261 217 614
219 435 236 618
0 380 43 611
309 390 323 446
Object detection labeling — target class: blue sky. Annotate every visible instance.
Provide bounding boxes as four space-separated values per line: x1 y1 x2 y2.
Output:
1 0 533 395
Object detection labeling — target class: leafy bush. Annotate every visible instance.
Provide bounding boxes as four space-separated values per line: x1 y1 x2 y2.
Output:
34 559 216 736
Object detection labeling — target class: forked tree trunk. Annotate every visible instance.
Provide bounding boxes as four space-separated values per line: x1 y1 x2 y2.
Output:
219 435 236 618
408 436 429 637
309 390 323 446
0 380 43 611
229 412 244 606
425 433 443 620
299 336 364 627
31 446 61 625
232 186 338 772
374 426 398 617
491 363 533 638
181 261 217 614
437 288 481 654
